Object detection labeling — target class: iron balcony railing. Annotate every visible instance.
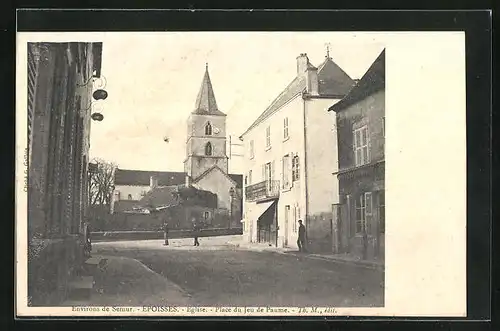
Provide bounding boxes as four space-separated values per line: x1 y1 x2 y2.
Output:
245 180 280 202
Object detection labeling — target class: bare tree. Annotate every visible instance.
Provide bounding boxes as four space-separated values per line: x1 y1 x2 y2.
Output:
88 158 117 206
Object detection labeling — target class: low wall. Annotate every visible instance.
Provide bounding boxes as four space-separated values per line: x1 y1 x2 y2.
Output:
91 227 243 242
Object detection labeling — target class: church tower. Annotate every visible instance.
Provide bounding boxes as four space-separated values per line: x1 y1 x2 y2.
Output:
184 64 228 182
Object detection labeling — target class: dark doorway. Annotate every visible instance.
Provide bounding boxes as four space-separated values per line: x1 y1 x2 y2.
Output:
257 201 277 246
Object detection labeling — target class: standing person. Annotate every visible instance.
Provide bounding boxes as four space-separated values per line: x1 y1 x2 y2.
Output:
297 220 307 252
192 217 200 246
163 220 169 246
84 222 92 257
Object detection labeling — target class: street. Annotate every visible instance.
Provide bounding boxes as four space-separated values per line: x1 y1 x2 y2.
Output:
93 236 384 307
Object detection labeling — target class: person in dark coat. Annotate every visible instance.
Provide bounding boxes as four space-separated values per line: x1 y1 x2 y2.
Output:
84 222 92 257
192 217 200 246
297 220 307 252
163 220 169 246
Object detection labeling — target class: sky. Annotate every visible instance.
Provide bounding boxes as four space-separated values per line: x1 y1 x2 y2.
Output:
87 32 385 173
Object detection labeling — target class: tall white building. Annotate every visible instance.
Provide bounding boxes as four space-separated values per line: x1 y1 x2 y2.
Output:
239 51 355 252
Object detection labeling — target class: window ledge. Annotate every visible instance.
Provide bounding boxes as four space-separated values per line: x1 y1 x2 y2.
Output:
281 186 292 193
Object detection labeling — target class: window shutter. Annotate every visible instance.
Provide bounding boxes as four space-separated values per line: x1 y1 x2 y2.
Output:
271 160 275 180
280 157 284 188
365 192 373 214
365 192 373 234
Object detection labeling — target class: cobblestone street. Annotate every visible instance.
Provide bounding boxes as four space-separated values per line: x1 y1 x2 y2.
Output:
93 236 384 307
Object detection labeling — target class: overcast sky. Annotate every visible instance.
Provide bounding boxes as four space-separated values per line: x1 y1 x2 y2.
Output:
87 32 384 173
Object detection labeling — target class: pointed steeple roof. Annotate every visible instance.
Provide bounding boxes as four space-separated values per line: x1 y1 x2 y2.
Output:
192 64 226 116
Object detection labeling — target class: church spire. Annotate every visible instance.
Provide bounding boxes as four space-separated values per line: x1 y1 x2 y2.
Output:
193 64 225 116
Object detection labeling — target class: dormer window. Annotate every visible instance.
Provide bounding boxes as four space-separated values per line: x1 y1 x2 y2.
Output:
205 122 212 135
205 142 213 156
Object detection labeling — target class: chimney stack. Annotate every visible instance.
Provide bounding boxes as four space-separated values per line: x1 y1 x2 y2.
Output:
185 175 191 187
305 66 319 95
296 53 309 76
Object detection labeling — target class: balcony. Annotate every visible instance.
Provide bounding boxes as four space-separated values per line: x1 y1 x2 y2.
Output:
245 180 280 202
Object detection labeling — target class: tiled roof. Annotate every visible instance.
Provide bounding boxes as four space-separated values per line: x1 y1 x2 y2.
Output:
139 185 218 208
113 200 141 213
240 76 307 137
139 185 182 208
114 169 185 186
317 57 356 96
114 168 243 188
192 65 226 116
240 55 354 137
328 49 385 113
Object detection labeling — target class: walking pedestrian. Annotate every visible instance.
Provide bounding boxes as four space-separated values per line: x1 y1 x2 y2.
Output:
297 220 307 252
163 220 169 246
192 217 200 246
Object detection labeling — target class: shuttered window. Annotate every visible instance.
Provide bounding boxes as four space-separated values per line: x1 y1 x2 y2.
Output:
354 126 370 166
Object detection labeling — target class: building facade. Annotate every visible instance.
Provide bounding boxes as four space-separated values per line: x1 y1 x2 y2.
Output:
27 42 104 305
240 51 355 252
328 50 385 261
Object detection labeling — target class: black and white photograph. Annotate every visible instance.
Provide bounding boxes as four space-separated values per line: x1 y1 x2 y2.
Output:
16 30 468 317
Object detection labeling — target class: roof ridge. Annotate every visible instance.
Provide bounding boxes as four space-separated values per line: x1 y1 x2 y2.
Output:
240 76 306 137
192 164 238 185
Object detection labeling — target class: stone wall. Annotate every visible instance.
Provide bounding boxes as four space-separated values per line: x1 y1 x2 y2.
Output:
28 236 84 306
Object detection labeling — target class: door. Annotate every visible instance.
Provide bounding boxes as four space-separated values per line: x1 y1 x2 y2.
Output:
284 205 290 247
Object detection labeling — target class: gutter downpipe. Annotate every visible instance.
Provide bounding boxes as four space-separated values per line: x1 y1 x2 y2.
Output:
302 93 310 247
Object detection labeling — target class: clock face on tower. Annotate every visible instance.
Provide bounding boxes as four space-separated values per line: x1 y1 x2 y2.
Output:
213 127 220 135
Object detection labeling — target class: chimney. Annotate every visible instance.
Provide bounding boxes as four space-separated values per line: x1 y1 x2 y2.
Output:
296 53 309 76
150 176 158 189
305 66 319 95
185 175 191 187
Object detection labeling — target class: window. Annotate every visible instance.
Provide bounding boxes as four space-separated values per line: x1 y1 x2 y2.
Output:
379 192 385 233
249 140 254 159
283 117 289 139
248 170 252 185
205 122 212 135
355 194 366 233
292 155 300 181
282 155 290 188
128 194 133 200
354 125 370 166
266 126 271 149
355 192 372 234
140 190 147 197
204 211 211 220
205 142 212 156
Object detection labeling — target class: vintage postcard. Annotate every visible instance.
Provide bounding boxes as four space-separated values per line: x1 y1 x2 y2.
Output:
16 31 467 317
